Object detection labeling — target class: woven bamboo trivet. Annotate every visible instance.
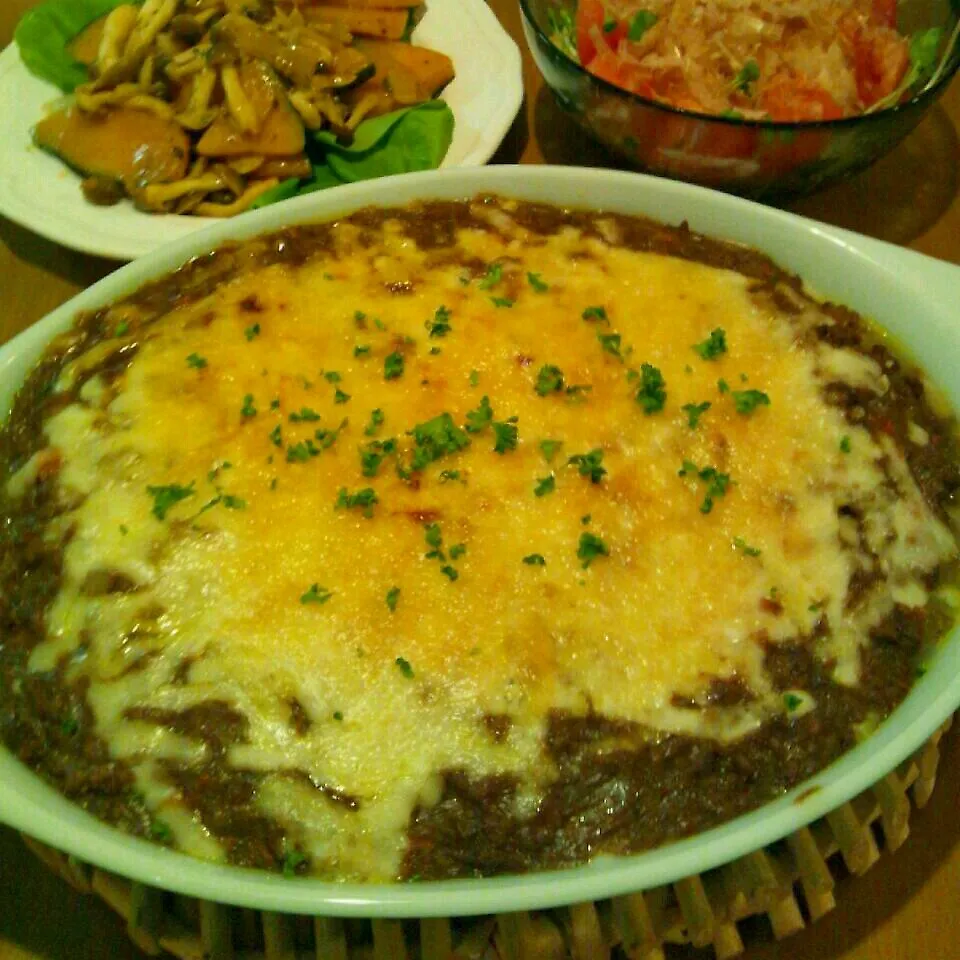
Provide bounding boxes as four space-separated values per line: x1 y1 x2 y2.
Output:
22 714 954 960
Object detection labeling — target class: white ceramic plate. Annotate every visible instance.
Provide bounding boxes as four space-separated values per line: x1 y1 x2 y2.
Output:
1 166 959 918
0 0 522 261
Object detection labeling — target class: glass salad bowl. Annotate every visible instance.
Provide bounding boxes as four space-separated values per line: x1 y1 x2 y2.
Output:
518 0 960 200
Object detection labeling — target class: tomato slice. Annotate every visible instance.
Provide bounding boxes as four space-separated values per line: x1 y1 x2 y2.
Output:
576 1 631 65
852 28 909 106
871 0 898 29
576 0 607 65
760 80 845 122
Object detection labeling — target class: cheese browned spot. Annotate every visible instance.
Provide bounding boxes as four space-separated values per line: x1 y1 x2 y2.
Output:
2 198 958 881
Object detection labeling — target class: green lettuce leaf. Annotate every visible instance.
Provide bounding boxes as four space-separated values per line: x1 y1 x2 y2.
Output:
15 0 130 93
325 101 454 183
255 101 454 209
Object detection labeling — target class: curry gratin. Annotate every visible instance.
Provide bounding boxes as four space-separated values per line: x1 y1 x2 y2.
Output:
1 197 958 881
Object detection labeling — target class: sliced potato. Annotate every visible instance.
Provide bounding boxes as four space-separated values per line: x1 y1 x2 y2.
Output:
34 105 189 190
358 39 454 99
302 7 409 40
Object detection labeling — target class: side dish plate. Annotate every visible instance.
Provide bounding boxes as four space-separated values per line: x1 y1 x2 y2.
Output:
0 165 958 917
0 0 522 261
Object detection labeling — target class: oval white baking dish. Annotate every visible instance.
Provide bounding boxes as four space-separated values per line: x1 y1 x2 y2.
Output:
0 165 958 918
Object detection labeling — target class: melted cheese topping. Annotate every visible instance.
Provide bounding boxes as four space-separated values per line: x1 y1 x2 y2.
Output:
12 203 956 880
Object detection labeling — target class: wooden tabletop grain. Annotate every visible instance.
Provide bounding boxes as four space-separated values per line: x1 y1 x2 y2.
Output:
1 1 959 957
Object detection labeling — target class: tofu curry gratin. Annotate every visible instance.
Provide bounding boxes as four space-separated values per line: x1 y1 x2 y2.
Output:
1 196 958 882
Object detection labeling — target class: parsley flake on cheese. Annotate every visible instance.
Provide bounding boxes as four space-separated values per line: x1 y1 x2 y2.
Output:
534 474 556 497
465 396 494 434
384 352 405 380
597 332 623 360
289 407 321 423
186 353 207 369
410 414 471 471
635 364 666 414
527 272 549 292
395 657 415 678
244 323 261 341
478 263 503 290
535 365 565 397
682 401 711 428
577 532 609 568
492 419 519 454
241 394 257 418
732 389 770 415
568 449 607 484
693 328 727 360
427 306 452 338
300 584 333 605
147 482 195 521
386 586 400 612
582 305 608 323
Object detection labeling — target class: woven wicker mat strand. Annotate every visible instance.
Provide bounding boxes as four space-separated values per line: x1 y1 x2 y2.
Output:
21 714 954 960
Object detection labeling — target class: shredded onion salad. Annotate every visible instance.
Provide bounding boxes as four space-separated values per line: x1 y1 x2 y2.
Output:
550 0 943 121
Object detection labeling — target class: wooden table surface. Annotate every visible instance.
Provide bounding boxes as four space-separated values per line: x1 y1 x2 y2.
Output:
1 1 958 957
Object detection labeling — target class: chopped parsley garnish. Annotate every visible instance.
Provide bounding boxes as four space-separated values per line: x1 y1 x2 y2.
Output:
491 296 514 309
581 514 591 525
449 544 467 560
324 371 342 384
244 323 261 341
733 536 761 557
581 305 608 323
334 388 351 405
440 564 459 581
577 532 609 568
354 310 366 325
492 419 519 454
439 470 461 482
384 351 405 380
395 656 415 678
300 583 333 605
222 495 246 510
540 439 562 463
114 321 130 337
270 398 281 410
479 262 503 290
535 365 565 397
429 346 442 355
783 692 803 712
635 364 666 414
147 482 195 521
733 59 761 94
732 388 770 415
365 408 385 436
410 413 470 470
425 523 443 552
693 328 727 360
289 407 321 423
679 460 732 514
523 553 546 566
332 710 344 721
315 421 344 451
469 369 480 387
682 401 711 428
241 394 257 418
568 449 607 484
597 332 623 360
150 820 173 843
527 272 549 292
335 487 379 514
354 344 371 357
628 9 658 40
282 850 307 878
287 440 319 462
360 438 397 477
186 353 207 369
840 435 852 453
534 474 556 497
427 305 452 338
718 378 730 393
386 587 400 612
465 395 494 433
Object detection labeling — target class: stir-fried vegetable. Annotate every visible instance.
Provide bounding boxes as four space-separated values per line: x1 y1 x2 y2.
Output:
19 0 455 215
557 0 944 121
